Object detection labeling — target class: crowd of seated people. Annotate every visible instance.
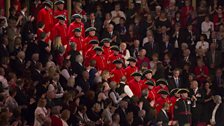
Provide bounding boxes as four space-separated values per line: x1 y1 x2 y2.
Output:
0 0 224 126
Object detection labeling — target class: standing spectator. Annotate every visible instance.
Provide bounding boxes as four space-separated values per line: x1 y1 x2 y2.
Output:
34 98 51 126
189 80 204 126
209 95 224 126
207 43 222 69
38 32 51 66
194 59 209 85
201 15 214 39
168 69 184 89
136 49 150 69
201 81 213 124
111 3 126 25
52 15 68 46
37 0 54 35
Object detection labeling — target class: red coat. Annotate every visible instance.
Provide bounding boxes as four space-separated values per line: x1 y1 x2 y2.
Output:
180 6 194 28
125 66 138 82
37 8 54 33
67 22 85 38
91 54 107 71
103 46 112 60
69 36 84 52
52 22 68 45
84 47 95 67
128 79 144 98
83 36 98 56
110 67 126 83
147 88 157 101
54 9 68 24
37 28 50 43
50 115 63 126
170 96 178 119
155 96 171 113
107 53 123 71
136 57 150 69
194 65 209 84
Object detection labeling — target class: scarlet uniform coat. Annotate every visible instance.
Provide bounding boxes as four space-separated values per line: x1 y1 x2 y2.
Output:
52 22 68 45
110 67 126 83
91 54 107 71
83 36 98 56
147 88 157 102
69 36 84 52
54 9 68 24
128 79 144 98
37 8 54 33
125 66 138 81
107 53 123 70
155 96 171 113
103 46 112 60
84 47 95 67
68 22 85 38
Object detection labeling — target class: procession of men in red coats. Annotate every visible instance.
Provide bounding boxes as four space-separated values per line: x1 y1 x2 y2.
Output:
0 0 224 126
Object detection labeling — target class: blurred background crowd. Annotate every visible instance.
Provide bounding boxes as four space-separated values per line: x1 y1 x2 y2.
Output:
0 0 224 126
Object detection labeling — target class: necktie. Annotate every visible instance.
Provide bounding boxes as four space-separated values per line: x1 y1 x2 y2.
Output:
134 49 138 58
175 78 179 87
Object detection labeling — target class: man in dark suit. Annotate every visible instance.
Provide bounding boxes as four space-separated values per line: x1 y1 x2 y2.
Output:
212 68 224 97
207 43 222 69
10 51 26 77
102 23 120 46
183 23 196 52
143 36 159 59
76 71 90 93
0 34 9 61
157 103 170 126
31 62 43 86
179 49 195 68
160 35 173 59
85 12 102 35
115 99 129 126
189 80 205 126
29 53 39 70
71 54 85 79
133 110 145 126
168 69 184 90
129 39 141 58
210 95 224 126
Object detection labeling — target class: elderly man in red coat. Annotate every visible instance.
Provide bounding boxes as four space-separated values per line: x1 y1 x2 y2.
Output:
83 27 98 56
128 72 144 98
84 40 99 67
68 14 85 38
69 28 84 53
107 45 123 71
142 69 156 83
143 80 157 102
154 79 169 94
91 46 107 71
51 15 68 45
110 59 126 84
125 57 138 82
37 0 54 34
101 38 112 60
54 0 68 24
155 89 171 113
